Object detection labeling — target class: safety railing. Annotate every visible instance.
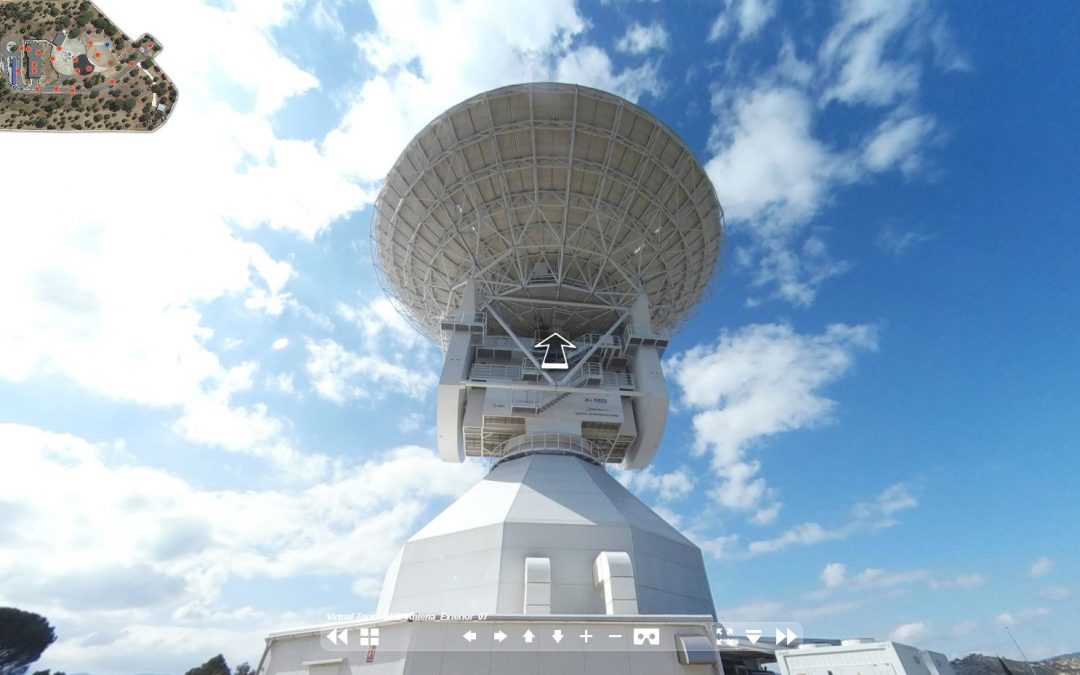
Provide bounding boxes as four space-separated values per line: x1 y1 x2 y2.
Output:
491 433 606 465
469 363 521 382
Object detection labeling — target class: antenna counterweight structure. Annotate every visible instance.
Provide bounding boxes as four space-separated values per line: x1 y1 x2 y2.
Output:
371 83 724 469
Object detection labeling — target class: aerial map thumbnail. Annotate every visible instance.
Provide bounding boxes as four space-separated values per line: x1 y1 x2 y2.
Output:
0 0 176 131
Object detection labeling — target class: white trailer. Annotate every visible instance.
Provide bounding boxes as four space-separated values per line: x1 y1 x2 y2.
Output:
776 640 954 675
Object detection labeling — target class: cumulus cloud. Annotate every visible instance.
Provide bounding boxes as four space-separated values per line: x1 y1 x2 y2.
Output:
266 373 296 395
615 466 697 502
1040 586 1072 601
863 112 940 174
995 608 1050 627
0 424 483 675
305 338 437 404
817 562 976 597
398 411 427 433
666 323 877 519
337 298 431 355
322 0 665 197
821 562 848 588
705 0 962 305
708 0 778 42
616 21 670 54
0 0 378 483
700 482 918 560
306 298 443 405
890 621 929 643
1028 556 1054 578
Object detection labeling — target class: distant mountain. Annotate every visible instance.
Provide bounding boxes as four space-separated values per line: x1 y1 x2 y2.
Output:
1041 653 1080 674
951 653 1076 675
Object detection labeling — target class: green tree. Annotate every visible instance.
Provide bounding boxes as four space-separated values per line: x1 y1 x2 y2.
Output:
0 608 57 675
234 663 253 675
185 655 231 675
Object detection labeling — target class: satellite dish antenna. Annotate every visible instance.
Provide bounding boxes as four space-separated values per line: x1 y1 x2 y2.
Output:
371 82 724 468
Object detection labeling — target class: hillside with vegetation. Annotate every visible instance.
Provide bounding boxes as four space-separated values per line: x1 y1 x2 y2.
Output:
0 0 176 130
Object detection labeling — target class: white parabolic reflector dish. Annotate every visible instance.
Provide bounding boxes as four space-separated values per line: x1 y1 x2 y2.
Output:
372 82 723 343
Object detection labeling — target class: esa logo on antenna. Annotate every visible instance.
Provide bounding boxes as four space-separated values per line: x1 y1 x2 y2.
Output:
633 627 660 646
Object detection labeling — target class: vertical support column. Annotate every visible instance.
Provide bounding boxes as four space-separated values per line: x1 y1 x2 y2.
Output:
524 557 552 614
436 279 479 462
593 551 639 615
622 293 669 468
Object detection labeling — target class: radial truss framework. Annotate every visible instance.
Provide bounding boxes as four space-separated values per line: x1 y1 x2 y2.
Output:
371 82 724 344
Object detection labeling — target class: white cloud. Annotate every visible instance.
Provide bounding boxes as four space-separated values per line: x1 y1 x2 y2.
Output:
266 373 296 395
708 87 851 241
1028 556 1054 578
666 323 877 518
930 573 988 590
864 482 919 517
615 466 696 502
706 87 856 306
877 226 934 257
705 0 959 305
746 522 839 556
398 411 427 433
322 0 664 194
815 562 935 598
949 620 978 637
337 298 430 355
821 562 847 588
708 0 778 42
309 299 443 405
851 567 928 589
0 423 484 675
750 501 783 525
863 112 939 174
271 337 290 351
890 621 929 643
0 0 377 485
995 608 1050 627
706 482 918 560
819 0 925 107
1040 586 1072 601
715 596 863 624
554 47 665 102
616 21 669 55
305 338 437 404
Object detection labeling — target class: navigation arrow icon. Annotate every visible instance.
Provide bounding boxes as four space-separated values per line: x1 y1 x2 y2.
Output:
463 630 477 643
745 629 762 645
523 629 535 643
327 628 338 645
494 630 507 643
774 627 799 645
535 333 576 370
552 629 565 644
338 629 348 646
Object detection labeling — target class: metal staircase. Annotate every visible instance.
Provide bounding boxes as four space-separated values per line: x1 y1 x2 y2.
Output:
511 363 603 414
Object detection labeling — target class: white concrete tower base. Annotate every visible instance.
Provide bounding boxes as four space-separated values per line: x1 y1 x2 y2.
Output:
377 452 715 618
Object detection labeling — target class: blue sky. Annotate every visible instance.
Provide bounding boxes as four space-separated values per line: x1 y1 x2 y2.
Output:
1 0 1078 673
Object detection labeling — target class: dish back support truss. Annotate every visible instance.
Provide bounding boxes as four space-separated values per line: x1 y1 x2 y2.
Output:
371 82 723 346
